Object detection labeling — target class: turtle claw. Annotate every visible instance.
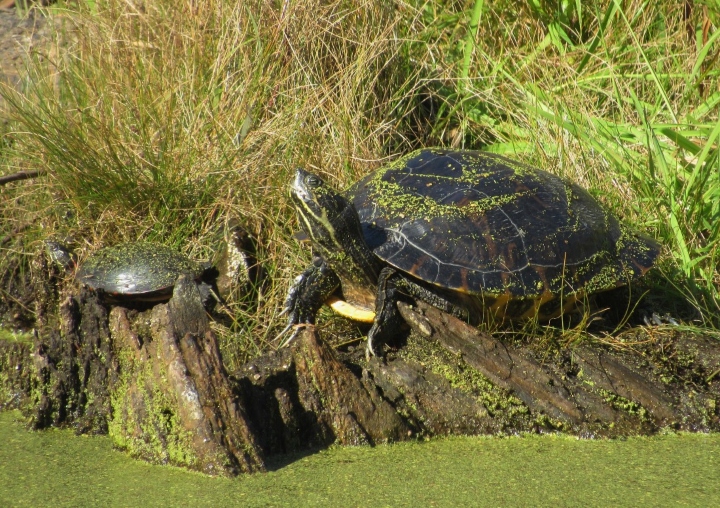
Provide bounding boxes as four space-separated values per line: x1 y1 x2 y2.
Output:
365 339 378 359
274 323 294 347
643 312 679 327
275 322 310 348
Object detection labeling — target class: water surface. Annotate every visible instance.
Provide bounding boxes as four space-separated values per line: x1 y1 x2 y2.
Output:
1 410 718 507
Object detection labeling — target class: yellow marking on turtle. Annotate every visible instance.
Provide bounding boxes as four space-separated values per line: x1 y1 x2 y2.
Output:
325 295 376 323
298 204 340 248
560 293 582 315
489 293 511 314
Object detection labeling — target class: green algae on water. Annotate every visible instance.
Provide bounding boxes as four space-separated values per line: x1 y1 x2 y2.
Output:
2 410 719 507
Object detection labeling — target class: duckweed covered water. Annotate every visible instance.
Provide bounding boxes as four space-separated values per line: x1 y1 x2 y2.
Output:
1 410 719 507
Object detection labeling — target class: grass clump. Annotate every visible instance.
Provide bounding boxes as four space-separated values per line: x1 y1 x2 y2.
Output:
0 0 718 364
1 0 422 364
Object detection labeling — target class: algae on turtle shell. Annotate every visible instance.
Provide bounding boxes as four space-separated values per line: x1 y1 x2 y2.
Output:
76 242 203 302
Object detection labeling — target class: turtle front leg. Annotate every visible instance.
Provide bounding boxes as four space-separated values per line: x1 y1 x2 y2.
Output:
280 254 340 345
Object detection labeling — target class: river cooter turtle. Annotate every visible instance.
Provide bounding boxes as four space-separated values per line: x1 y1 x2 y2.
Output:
283 148 660 355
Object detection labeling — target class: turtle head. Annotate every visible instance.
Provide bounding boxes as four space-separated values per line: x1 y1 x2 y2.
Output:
290 169 359 248
290 169 352 244
290 167 380 287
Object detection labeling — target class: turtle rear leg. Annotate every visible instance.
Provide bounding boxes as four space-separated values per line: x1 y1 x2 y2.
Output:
367 267 406 356
367 267 469 356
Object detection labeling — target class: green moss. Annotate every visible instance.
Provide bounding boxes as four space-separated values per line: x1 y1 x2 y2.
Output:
596 388 652 422
108 331 200 469
399 334 539 427
0 338 32 410
299 341 326 405
0 330 34 344
577 365 655 423
0 353 11 408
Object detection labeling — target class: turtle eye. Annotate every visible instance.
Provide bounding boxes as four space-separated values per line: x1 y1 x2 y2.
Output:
306 175 321 188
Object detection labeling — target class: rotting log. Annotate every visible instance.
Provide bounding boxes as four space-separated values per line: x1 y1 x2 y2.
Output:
229 303 719 451
234 325 410 456
1 264 266 475
395 301 719 435
2 270 720 475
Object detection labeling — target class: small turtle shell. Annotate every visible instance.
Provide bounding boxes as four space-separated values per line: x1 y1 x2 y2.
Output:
347 149 659 302
77 242 201 301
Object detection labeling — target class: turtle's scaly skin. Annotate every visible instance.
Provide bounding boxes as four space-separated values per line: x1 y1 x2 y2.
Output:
284 149 660 354
77 242 201 302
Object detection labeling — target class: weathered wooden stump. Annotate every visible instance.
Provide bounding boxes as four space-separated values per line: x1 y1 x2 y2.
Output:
227 302 718 451
234 325 411 456
395 301 719 436
1 273 265 475
2 264 719 476
107 275 264 475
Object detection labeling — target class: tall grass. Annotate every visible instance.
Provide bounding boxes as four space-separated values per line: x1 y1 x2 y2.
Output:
1 0 718 363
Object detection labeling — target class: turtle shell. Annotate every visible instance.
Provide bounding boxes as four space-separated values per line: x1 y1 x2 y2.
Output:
347 149 659 316
77 242 202 301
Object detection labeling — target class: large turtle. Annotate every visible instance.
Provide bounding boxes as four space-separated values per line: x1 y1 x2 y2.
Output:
283 148 660 355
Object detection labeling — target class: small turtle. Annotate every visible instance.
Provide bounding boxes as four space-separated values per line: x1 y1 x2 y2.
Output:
282 148 660 355
76 242 206 303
